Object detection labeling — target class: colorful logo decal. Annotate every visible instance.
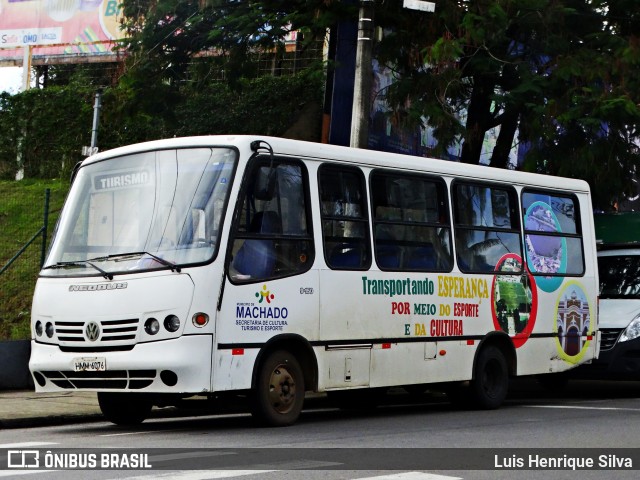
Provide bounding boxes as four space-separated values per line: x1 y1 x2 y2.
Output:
256 284 275 304
491 254 538 348
236 284 288 332
524 201 566 292
555 281 592 363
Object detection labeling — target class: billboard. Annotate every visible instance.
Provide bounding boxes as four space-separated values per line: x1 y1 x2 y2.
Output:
0 0 125 63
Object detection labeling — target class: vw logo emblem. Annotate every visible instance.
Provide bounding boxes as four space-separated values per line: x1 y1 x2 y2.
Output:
85 322 100 342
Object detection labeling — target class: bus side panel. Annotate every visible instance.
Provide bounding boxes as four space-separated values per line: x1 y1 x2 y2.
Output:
515 280 599 377
211 348 260 392
318 269 492 389
213 271 320 391
316 347 371 390
515 190 599 376
369 341 475 388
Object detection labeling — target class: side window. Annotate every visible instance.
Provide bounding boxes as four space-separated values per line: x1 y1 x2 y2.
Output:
229 159 313 282
453 182 522 273
522 191 584 276
370 171 452 271
319 165 371 270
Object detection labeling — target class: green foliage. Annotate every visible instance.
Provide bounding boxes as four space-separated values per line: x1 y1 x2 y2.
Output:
372 0 640 208
0 78 94 180
176 71 323 137
0 69 323 180
118 0 347 92
0 179 69 340
3 0 640 213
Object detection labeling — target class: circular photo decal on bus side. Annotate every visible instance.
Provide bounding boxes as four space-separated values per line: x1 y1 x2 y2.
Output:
491 254 538 348
555 281 592 364
524 201 567 292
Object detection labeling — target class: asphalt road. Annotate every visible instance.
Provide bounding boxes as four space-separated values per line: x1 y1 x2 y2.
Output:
1 378 640 480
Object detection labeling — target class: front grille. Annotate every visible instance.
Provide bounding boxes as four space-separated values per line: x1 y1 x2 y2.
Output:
40 370 156 390
55 318 139 345
600 328 623 351
58 345 134 353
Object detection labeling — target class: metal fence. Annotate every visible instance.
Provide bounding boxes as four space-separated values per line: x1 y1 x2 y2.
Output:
0 188 53 339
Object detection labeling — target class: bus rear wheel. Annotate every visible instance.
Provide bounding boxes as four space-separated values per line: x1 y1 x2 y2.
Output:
251 350 305 427
470 345 508 409
98 392 152 426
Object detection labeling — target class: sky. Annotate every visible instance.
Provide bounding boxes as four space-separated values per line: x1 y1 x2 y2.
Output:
0 66 24 94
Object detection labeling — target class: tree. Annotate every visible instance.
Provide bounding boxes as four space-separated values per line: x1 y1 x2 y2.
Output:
118 1 640 208
374 0 640 208
119 0 352 86
116 0 345 139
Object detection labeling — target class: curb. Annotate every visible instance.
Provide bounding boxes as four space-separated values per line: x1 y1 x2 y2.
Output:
0 413 105 430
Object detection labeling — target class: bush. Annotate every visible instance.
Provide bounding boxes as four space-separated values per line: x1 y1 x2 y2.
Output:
0 70 324 180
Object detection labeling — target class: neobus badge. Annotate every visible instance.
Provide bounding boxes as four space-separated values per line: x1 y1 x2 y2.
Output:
94 170 150 190
69 283 128 292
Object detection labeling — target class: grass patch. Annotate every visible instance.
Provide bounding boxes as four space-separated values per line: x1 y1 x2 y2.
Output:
0 178 70 340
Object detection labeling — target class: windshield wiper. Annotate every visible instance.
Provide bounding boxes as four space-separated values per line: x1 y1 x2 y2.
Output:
95 252 182 273
42 260 113 280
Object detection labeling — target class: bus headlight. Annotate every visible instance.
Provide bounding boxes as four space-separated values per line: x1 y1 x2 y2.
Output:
45 322 55 338
35 321 43 337
620 314 640 343
164 315 180 333
144 318 160 335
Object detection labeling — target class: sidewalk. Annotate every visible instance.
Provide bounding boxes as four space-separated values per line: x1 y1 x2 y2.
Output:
0 390 103 429
0 390 331 430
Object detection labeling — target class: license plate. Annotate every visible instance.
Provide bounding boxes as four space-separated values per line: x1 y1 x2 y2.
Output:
73 357 106 372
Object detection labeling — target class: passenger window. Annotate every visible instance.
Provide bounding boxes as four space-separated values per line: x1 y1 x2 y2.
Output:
229 159 313 282
453 182 522 273
370 171 452 271
522 191 584 276
319 165 371 270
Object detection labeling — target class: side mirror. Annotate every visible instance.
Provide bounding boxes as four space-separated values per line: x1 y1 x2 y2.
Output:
253 166 277 201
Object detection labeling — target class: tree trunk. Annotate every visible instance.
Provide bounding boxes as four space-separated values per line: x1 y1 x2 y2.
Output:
490 107 520 169
460 74 494 164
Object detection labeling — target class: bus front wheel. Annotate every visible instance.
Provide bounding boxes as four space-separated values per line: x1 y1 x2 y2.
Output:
251 350 305 427
470 345 508 409
98 392 152 426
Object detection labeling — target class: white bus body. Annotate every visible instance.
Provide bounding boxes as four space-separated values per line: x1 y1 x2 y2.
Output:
29 136 600 426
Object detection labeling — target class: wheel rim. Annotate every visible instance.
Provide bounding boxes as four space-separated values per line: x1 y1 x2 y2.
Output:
268 363 297 414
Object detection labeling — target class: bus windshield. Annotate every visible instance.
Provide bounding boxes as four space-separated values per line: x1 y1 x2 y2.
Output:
42 147 237 277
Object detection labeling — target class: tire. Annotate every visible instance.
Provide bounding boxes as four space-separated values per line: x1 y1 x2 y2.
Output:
251 350 305 427
97 392 152 426
469 345 509 409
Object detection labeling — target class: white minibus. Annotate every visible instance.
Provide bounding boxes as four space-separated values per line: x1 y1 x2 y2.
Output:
29 136 600 426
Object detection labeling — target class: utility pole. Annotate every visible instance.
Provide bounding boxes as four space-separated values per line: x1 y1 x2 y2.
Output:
21 45 32 91
82 90 102 157
350 0 375 148
91 90 102 151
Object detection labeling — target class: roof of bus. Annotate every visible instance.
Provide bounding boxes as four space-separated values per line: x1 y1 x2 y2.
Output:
83 135 591 193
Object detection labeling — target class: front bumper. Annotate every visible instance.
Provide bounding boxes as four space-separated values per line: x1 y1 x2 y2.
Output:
29 335 213 393
572 335 640 379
